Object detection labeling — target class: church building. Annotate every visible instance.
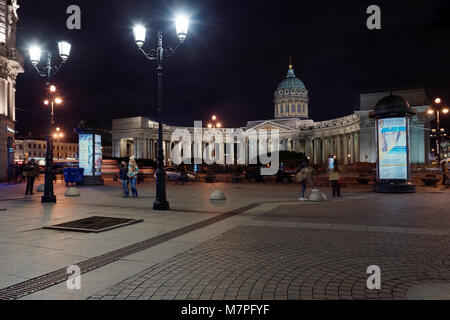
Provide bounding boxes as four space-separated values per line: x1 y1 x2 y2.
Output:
111 63 431 167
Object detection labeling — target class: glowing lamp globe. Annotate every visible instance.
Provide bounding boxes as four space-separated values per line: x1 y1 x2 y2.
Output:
133 25 146 48
175 15 189 43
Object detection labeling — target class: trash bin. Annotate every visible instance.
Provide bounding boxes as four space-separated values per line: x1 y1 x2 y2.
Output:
64 168 84 186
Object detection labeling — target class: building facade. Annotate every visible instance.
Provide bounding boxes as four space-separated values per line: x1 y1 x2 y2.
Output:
111 64 430 167
0 0 23 180
15 139 79 161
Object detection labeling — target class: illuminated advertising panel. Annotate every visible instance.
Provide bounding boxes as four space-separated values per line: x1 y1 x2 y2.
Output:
328 157 335 170
94 135 102 176
79 134 93 176
377 117 408 180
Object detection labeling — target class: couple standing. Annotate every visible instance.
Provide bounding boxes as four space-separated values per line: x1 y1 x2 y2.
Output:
119 156 139 198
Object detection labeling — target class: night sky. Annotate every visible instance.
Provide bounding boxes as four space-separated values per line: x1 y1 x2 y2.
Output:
14 0 450 142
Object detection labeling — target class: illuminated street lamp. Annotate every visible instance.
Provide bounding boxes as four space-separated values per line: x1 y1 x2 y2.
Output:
28 40 71 203
427 98 449 163
133 14 190 211
207 115 222 128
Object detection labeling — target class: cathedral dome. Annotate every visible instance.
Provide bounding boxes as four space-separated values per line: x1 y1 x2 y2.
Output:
276 66 306 92
274 64 309 119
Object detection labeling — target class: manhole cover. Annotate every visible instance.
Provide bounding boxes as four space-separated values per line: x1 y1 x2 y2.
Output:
406 283 450 300
44 216 143 233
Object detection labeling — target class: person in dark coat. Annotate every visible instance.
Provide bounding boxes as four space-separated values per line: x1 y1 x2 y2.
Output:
119 161 130 197
24 158 40 195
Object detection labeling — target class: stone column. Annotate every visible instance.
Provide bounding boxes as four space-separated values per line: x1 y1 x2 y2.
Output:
343 134 349 165
0 79 7 116
355 133 360 162
349 133 355 164
336 135 342 162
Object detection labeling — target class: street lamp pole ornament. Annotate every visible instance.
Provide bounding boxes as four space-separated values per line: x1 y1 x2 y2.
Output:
133 14 189 211
28 41 71 203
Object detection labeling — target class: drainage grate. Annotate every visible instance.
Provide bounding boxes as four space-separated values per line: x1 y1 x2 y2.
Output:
44 216 143 233
0 202 260 300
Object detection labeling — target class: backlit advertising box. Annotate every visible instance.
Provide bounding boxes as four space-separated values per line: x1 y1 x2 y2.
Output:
79 134 93 176
377 117 408 180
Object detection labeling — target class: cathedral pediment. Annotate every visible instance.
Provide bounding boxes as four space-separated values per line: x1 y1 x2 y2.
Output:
245 120 297 132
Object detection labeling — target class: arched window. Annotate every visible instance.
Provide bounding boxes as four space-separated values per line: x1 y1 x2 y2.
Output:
291 105 295 113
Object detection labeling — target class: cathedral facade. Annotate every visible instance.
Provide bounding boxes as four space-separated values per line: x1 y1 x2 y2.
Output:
111 64 431 167
0 0 23 181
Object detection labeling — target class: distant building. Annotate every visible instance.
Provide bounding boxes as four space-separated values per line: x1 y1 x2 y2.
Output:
0 0 23 181
111 63 431 166
15 139 79 161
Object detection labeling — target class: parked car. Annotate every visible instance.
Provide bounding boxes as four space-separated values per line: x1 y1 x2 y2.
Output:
275 169 294 183
154 167 198 181
244 166 264 182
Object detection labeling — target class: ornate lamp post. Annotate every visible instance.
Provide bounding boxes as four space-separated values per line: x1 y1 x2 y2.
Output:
28 41 71 203
427 98 449 164
132 15 190 211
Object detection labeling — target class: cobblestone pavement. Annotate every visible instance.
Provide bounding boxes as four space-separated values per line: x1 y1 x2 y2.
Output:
89 189 450 300
90 225 450 300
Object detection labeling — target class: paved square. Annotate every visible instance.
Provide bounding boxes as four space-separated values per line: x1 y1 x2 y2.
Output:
0 179 449 300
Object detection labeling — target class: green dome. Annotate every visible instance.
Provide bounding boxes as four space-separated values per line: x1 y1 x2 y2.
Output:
276 67 306 91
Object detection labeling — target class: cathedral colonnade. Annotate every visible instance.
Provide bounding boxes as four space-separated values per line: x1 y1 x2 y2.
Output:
112 129 361 167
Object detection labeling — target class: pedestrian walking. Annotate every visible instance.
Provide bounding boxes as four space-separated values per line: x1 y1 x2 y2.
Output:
329 161 342 197
21 159 27 183
175 167 187 185
127 156 139 198
24 158 40 196
442 160 448 186
14 163 20 183
295 160 314 201
119 161 130 197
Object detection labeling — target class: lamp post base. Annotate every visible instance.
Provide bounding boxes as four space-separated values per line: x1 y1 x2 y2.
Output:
41 194 57 203
373 180 416 193
153 200 169 211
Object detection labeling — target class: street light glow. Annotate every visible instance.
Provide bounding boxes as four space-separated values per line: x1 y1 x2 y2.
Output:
133 25 147 48
443 108 449 114
212 115 217 121
216 122 222 128
434 98 442 104
29 46 42 66
427 109 434 115
43 100 49 105
175 14 189 43
58 41 72 62
50 85 56 92
55 97 63 104
207 123 213 128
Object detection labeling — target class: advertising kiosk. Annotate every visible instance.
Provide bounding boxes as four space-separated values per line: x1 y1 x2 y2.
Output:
76 120 104 185
370 95 416 193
